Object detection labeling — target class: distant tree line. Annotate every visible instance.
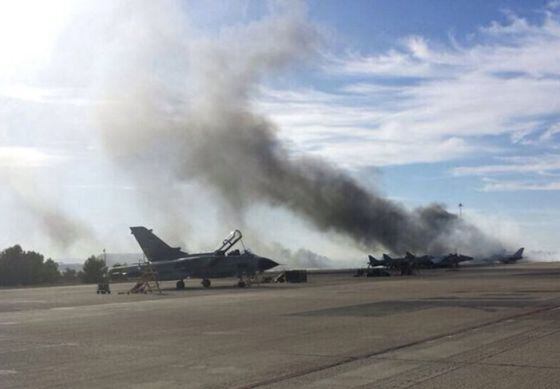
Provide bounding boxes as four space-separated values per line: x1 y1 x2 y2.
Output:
0 245 108 287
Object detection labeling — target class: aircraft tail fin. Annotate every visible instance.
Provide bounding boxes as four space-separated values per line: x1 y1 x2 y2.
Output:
513 247 524 258
383 253 392 261
405 251 415 259
130 226 188 262
368 255 380 265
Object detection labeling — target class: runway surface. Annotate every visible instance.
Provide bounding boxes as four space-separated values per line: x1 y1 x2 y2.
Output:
2 262 560 388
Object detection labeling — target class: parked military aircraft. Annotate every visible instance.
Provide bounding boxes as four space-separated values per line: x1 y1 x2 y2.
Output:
368 251 474 273
110 227 278 289
382 254 416 275
405 252 434 268
483 247 524 264
368 254 418 274
367 255 389 268
404 252 473 268
431 253 474 268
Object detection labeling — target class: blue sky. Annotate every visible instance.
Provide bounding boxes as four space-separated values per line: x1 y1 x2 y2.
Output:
310 0 549 44
0 0 558 260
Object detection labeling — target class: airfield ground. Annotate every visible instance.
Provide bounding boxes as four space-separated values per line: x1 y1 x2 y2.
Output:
2 262 560 388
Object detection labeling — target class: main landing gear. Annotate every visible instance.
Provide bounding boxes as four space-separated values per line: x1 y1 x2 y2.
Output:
176 279 185 290
201 278 211 288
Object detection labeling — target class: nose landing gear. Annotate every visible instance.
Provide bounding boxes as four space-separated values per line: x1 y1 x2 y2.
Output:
176 279 185 290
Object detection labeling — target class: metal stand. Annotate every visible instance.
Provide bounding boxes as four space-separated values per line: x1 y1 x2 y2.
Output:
126 260 162 294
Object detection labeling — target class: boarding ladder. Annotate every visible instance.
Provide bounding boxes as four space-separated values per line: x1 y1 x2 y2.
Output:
127 259 162 294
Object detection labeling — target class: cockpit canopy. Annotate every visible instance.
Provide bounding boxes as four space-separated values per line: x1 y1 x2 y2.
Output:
215 229 243 255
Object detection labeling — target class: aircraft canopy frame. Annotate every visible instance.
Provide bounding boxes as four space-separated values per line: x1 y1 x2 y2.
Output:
215 229 243 254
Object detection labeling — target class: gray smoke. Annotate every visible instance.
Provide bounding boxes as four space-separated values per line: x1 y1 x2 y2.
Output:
12 191 97 251
2 168 98 252
249 240 335 269
33 205 96 250
96 4 503 256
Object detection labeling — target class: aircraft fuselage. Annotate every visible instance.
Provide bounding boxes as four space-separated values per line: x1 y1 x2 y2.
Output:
112 252 278 281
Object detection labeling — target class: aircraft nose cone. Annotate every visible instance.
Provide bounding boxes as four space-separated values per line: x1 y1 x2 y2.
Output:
258 257 279 271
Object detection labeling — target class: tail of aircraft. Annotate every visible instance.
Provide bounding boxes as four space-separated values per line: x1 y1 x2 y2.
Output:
513 247 524 259
499 247 525 264
368 255 383 266
383 254 392 261
405 251 416 259
130 226 188 262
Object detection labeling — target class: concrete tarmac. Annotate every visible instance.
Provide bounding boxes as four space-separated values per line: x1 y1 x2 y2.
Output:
2 262 560 388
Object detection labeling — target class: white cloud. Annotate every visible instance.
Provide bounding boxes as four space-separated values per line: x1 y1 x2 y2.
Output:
335 12 560 78
0 84 97 106
549 0 560 10
332 50 438 78
454 154 560 192
453 154 560 176
541 122 560 141
0 146 67 168
481 179 560 192
256 9 560 169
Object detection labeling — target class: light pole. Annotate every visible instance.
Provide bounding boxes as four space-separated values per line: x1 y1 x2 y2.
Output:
458 203 463 218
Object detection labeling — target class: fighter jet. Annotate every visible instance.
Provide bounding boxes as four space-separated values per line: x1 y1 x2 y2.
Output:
110 227 279 289
431 253 473 268
405 252 435 268
367 255 389 268
382 253 416 275
403 251 474 268
366 254 413 275
484 247 525 264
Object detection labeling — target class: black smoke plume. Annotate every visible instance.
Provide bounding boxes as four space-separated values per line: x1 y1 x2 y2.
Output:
97 3 502 256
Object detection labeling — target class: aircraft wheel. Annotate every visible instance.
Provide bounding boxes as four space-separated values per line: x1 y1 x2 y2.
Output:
176 280 185 290
202 279 211 288
238 280 246 288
